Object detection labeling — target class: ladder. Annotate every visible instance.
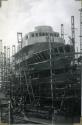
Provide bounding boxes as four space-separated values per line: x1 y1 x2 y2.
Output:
23 64 35 106
59 86 66 112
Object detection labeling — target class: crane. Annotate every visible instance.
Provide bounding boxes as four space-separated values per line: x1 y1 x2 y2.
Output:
0 0 8 7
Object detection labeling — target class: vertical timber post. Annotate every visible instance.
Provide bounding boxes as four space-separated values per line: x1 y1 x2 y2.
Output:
75 0 82 119
48 35 54 125
80 7 82 118
0 40 2 123
61 24 64 39
12 45 16 74
71 16 75 53
17 32 23 86
17 32 23 50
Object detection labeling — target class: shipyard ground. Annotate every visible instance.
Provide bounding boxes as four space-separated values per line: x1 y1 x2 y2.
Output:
0 114 81 125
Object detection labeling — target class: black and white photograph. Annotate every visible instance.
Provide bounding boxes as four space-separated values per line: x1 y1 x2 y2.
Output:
0 0 81 125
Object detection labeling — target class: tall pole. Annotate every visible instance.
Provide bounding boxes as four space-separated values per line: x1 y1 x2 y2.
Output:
12 45 16 64
61 24 64 39
8 100 10 125
0 40 2 88
47 35 54 125
12 45 16 57
17 32 23 51
4 46 7 88
80 8 82 56
71 16 75 53
0 40 2 53
12 45 16 74
75 0 82 117
0 40 2 123
17 32 23 111
17 32 23 86
75 0 82 54
6 47 11 125
80 0 82 118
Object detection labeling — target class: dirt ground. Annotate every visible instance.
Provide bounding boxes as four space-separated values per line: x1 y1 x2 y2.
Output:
73 117 82 125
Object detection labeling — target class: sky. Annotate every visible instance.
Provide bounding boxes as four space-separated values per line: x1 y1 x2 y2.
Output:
0 0 80 51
